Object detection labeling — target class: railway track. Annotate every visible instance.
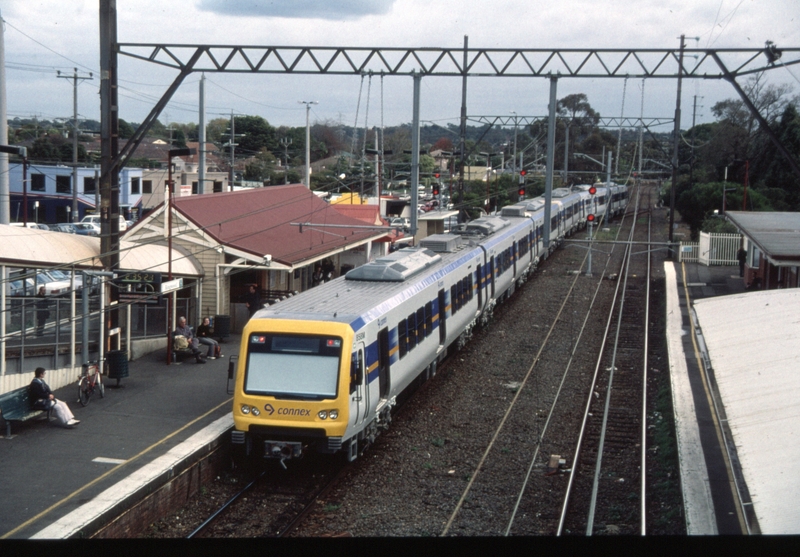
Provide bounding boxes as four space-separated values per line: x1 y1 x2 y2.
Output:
558 184 654 535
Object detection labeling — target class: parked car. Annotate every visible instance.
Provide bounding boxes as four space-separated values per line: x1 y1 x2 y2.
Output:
74 223 100 236
81 215 127 232
53 223 77 233
35 271 73 297
7 277 35 297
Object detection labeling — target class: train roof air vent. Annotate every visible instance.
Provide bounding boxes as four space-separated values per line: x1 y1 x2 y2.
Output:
345 247 442 282
419 234 463 253
500 206 526 218
463 216 510 237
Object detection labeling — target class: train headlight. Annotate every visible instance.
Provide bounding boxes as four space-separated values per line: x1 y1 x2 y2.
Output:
329 410 339 420
318 410 328 420
251 407 260 416
240 404 250 414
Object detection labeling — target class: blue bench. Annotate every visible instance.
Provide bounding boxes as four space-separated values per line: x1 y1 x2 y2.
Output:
0 386 52 438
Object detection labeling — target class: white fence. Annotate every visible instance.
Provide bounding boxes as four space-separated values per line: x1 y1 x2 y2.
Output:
679 232 741 266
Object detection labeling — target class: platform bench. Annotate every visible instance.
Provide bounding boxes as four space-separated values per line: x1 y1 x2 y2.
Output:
0 386 52 438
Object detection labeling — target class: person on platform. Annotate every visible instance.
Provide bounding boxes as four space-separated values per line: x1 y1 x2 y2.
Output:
174 316 206 363
29 367 79 428
244 284 261 318
35 286 50 337
737 247 747 278
196 317 222 360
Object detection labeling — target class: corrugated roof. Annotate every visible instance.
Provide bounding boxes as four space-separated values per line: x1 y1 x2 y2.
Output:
725 211 800 262
693 289 800 534
0 225 202 277
172 185 386 267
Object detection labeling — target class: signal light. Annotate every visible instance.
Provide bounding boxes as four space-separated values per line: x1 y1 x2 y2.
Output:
588 186 597 195
520 169 527 176
432 185 440 196
587 214 596 223
518 186 526 197
434 173 440 179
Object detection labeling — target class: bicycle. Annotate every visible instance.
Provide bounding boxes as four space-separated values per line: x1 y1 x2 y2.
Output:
78 360 105 407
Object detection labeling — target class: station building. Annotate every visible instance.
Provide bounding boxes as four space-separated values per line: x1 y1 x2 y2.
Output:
725 211 800 290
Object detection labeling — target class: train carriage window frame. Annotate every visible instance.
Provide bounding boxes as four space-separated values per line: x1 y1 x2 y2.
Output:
416 307 426 342
407 312 417 350
424 301 433 338
398 318 408 358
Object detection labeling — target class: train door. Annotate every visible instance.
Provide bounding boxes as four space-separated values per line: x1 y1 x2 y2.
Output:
476 265 483 310
350 343 368 427
438 289 447 345
378 327 390 399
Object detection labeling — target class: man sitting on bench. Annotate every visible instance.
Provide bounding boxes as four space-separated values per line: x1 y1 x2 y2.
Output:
174 316 207 364
30 367 80 428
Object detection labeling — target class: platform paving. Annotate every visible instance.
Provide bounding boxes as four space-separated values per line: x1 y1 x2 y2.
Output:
0 335 240 539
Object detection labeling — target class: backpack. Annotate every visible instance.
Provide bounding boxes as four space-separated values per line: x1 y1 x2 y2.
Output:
174 335 189 350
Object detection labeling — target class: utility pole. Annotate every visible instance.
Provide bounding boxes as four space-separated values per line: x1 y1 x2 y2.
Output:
228 111 237 191
298 101 318 188
669 34 685 249
280 137 292 184
0 8 9 225
58 68 93 222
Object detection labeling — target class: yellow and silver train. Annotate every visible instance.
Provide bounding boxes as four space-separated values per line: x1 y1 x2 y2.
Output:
229 185 627 465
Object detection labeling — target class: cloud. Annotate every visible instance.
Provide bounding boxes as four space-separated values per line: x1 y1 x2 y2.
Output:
196 0 395 21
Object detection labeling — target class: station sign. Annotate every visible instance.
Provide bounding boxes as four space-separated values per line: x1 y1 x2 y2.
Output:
161 278 184 294
114 271 163 305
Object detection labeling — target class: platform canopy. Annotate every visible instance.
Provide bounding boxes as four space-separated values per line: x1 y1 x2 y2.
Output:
0 225 203 277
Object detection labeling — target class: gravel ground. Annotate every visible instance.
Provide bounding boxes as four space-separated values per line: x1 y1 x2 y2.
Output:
141 191 684 538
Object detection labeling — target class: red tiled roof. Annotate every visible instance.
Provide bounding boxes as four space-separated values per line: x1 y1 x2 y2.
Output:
330 203 384 226
172 185 385 267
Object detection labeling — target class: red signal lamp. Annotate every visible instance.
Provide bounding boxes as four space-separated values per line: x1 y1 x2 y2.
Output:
588 186 597 195
587 214 596 223
519 169 527 176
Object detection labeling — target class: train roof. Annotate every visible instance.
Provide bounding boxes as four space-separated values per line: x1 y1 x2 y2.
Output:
257 216 531 329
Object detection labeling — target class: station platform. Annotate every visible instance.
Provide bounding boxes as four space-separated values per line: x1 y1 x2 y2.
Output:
665 260 748 535
0 335 240 540
0 260 754 539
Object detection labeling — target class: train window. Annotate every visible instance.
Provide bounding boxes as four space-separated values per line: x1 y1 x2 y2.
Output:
425 302 433 338
407 313 417 350
398 319 407 358
244 334 341 399
450 285 458 314
476 264 483 307
416 308 426 342
467 274 473 301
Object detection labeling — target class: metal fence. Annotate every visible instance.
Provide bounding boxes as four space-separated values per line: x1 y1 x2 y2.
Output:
679 232 742 266
2 294 195 374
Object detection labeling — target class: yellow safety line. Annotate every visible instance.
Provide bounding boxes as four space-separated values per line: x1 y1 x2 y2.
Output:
1 397 232 539
679 262 747 534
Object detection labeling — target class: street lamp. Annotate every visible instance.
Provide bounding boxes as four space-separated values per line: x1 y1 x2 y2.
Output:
298 101 318 188
0 145 27 225
166 147 195 365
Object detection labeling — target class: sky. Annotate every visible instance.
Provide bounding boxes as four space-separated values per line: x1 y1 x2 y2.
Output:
1 0 798 140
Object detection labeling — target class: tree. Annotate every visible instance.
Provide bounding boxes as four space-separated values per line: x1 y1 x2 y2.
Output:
762 104 800 209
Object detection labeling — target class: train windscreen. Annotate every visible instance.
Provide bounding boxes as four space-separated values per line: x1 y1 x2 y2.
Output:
244 334 342 399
